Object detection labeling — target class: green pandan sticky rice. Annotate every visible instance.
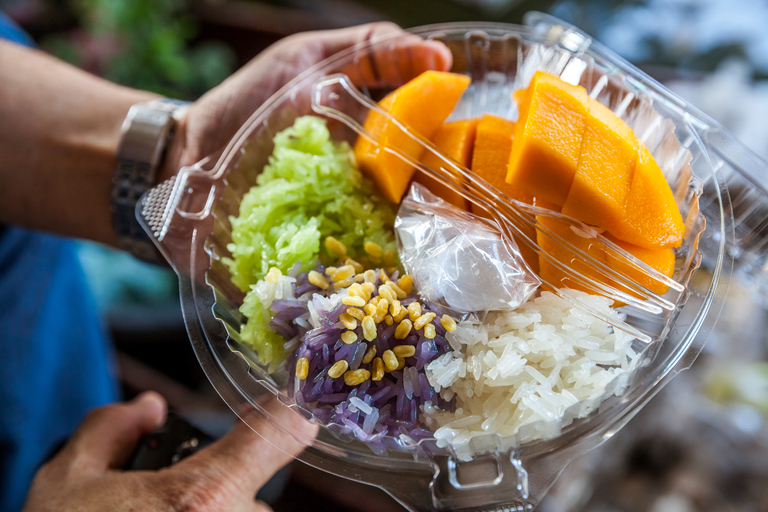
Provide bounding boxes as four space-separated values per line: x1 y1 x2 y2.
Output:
224 116 399 367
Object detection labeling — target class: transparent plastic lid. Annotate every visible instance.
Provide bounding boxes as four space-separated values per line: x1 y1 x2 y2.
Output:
138 15 768 512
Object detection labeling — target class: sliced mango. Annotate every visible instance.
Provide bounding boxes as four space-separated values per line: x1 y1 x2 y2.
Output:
417 118 479 209
470 114 519 200
605 234 675 296
354 71 471 203
508 71 684 250
507 71 590 206
468 114 540 273
537 215 675 298
513 88 530 120
537 215 604 295
560 99 638 234
611 146 685 249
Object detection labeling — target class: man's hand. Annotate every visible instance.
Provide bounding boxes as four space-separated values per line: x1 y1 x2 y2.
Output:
23 392 318 512
163 22 452 181
0 22 450 245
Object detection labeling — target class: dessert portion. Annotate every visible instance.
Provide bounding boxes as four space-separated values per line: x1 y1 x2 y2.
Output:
224 68 687 457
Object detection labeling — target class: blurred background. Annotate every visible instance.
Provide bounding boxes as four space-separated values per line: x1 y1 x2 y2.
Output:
3 0 768 510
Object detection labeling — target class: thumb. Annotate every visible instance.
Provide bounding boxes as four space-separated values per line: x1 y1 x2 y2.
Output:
51 391 167 478
174 396 318 500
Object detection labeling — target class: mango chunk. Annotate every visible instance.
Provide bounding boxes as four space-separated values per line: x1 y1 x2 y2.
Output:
513 88 529 120
537 215 675 298
468 114 540 273
470 114 521 199
510 71 684 250
561 99 638 233
605 234 675 296
611 146 686 249
354 71 471 203
537 215 604 295
417 118 479 209
507 71 590 206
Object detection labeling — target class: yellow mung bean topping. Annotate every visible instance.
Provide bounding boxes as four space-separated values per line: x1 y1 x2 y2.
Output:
383 249 396 267
265 267 282 284
424 323 436 340
407 301 422 322
372 357 384 381
395 318 413 340
440 314 457 332
339 312 357 330
362 345 377 364
364 241 383 259
397 274 413 294
414 312 436 330
348 283 366 299
382 350 399 372
295 357 309 380
325 236 347 258
387 281 407 299
384 314 394 326
308 270 329 290
333 277 354 289
341 330 358 345
328 360 349 379
378 284 397 302
345 258 363 274
375 298 389 319
362 316 377 341
346 307 364 321
344 369 370 386
360 282 375 299
342 296 366 307
393 345 416 358
334 264 355 281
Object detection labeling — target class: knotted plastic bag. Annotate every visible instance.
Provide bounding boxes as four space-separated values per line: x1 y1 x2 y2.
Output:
395 183 540 321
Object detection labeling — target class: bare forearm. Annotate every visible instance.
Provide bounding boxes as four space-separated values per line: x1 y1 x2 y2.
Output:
0 23 451 249
0 40 156 245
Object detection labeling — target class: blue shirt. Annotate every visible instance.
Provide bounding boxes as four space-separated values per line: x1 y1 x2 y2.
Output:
0 12 33 47
0 13 119 512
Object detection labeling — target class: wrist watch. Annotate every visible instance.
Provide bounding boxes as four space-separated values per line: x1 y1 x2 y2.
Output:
111 98 188 262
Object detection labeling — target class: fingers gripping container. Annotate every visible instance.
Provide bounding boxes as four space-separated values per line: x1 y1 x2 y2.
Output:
138 15 768 511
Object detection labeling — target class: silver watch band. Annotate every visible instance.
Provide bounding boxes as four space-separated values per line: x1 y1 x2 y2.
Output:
111 98 188 262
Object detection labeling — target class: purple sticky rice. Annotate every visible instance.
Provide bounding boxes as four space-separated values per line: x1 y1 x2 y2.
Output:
275 265 455 452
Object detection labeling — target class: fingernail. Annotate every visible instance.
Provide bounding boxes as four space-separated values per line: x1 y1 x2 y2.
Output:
422 41 453 70
133 391 166 410
133 390 156 403
133 391 168 422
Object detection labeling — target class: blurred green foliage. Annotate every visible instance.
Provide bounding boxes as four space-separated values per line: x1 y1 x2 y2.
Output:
45 0 235 99
43 0 237 309
348 0 556 27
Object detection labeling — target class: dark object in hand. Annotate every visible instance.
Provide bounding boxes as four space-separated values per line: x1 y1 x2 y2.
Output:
125 412 213 470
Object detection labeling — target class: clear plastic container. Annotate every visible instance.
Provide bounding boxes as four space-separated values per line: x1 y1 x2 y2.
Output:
138 14 768 511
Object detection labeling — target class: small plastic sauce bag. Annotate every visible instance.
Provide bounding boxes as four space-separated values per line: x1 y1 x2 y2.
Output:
395 183 540 321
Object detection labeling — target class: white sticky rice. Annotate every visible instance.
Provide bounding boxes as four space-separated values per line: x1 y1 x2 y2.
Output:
423 290 638 460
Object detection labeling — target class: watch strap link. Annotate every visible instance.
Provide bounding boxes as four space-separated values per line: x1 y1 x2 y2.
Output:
111 98 188 262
